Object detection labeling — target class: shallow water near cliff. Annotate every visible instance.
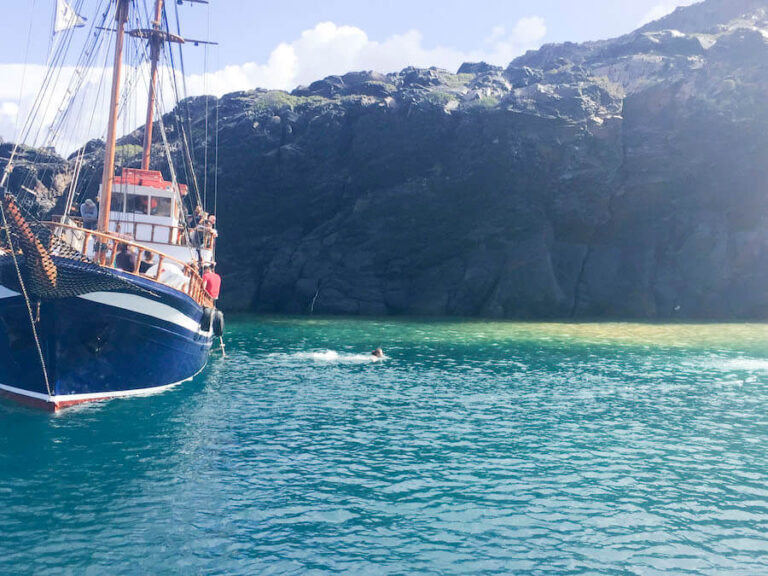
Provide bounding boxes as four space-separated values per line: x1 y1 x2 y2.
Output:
2 317 768 574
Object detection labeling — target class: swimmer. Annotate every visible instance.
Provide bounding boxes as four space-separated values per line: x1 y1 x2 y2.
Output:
371 348 384 361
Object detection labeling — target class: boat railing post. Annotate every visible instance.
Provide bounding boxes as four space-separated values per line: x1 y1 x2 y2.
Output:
133 246 141 274
109 239 118 267
155 256 164 280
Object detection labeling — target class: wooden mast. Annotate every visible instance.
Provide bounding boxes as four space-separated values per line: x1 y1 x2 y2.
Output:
141 0 164 170
97 0 130 237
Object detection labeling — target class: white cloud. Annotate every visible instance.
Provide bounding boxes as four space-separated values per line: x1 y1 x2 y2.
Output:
479 17 548 65
186 18 547 96
0 62 161 154
640 0 700 26
0 18 548 152
0 102 19 121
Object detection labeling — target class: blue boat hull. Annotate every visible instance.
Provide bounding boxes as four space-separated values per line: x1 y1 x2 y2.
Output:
0 276 213 410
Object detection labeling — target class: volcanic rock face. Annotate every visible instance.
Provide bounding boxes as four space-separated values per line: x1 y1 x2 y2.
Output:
203 0 768 319
24 0 768 318
0 144 71 216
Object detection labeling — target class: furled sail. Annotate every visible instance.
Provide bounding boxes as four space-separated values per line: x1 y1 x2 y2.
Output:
54 0 86 34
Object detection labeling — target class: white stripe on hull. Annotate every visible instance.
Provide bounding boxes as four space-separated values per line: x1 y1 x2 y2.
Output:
78 291 208 334
0 370 199 405
0 287 211 335
0 286 20 299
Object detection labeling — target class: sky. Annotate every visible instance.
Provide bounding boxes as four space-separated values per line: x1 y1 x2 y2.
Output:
0 0 699 151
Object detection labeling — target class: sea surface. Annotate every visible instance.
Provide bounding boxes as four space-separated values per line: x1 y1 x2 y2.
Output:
2 317 768 575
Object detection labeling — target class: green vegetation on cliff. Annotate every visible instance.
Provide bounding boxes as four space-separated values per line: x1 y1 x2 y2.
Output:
11 0 768 319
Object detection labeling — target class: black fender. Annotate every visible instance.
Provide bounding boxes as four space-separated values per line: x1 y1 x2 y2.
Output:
200 307 214 332
212 310 225 337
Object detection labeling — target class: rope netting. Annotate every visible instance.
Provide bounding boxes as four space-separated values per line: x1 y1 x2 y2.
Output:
1 195 151 300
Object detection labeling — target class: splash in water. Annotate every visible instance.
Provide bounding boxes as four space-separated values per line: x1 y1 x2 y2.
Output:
717 358 768 372
269 350 386 364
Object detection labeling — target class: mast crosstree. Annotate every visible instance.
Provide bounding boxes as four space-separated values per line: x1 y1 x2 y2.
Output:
137 0 176 170
132 0 215 170
0 0 223 412
97 0 214 242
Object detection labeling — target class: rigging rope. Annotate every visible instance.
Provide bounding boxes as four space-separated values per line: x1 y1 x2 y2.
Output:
202 0 212 211
126 3 199 263
63 31 114 218
154 61 198 263
14 0 39 146
214 86 219 222
10 0 210 260
167 1 203 208
16 0 110 207
0 196 53 398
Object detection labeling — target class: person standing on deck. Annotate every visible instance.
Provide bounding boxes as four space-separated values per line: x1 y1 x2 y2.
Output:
139 250 154 274
196 212 210 247
202 263 221 301
115 244 136 272
80 199 98 230
191 206 204 229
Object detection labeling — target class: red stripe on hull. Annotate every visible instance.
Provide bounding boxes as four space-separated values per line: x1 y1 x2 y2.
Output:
0 388 111 412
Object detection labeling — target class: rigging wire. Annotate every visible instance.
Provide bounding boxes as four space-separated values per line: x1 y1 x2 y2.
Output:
67 28 116 217
202 0 211 211
17 1 107 181
0 0 53 397
2 0 72 190
0 0 220 398
46 1 113 149
126 1 198 262
13 0 39 147
0 201 52 397
11 0 209 233
64 11 116 217
13 0 86 148
168 0 203 207
27 4 88 149
15 0 109 223
214 78 219 222
21 0 111 220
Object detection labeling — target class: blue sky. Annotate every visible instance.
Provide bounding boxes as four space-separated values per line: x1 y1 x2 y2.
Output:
0 0 697 149
3 0 697 70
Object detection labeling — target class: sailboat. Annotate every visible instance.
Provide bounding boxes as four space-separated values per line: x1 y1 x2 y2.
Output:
0 0 223 410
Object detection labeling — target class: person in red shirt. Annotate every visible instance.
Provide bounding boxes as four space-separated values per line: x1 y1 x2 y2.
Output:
202 263 222 301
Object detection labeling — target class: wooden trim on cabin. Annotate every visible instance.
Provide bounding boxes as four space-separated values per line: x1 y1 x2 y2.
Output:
53 215 216 250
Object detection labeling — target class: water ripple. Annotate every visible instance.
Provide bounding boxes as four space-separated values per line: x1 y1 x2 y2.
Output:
2 318 768 574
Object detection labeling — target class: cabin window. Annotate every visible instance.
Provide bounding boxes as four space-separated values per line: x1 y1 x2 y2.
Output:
150 196 172 217
111 193 125 212
126 194 149 215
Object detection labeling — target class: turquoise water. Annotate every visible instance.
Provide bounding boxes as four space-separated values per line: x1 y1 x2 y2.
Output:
2 318 768 574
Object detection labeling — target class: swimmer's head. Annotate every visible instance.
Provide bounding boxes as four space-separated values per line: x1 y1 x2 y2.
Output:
372 348 384 358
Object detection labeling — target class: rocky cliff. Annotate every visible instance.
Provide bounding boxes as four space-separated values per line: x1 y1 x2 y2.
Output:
15 0 768 319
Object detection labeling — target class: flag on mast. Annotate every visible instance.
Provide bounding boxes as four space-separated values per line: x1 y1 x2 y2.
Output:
54 0 86 33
